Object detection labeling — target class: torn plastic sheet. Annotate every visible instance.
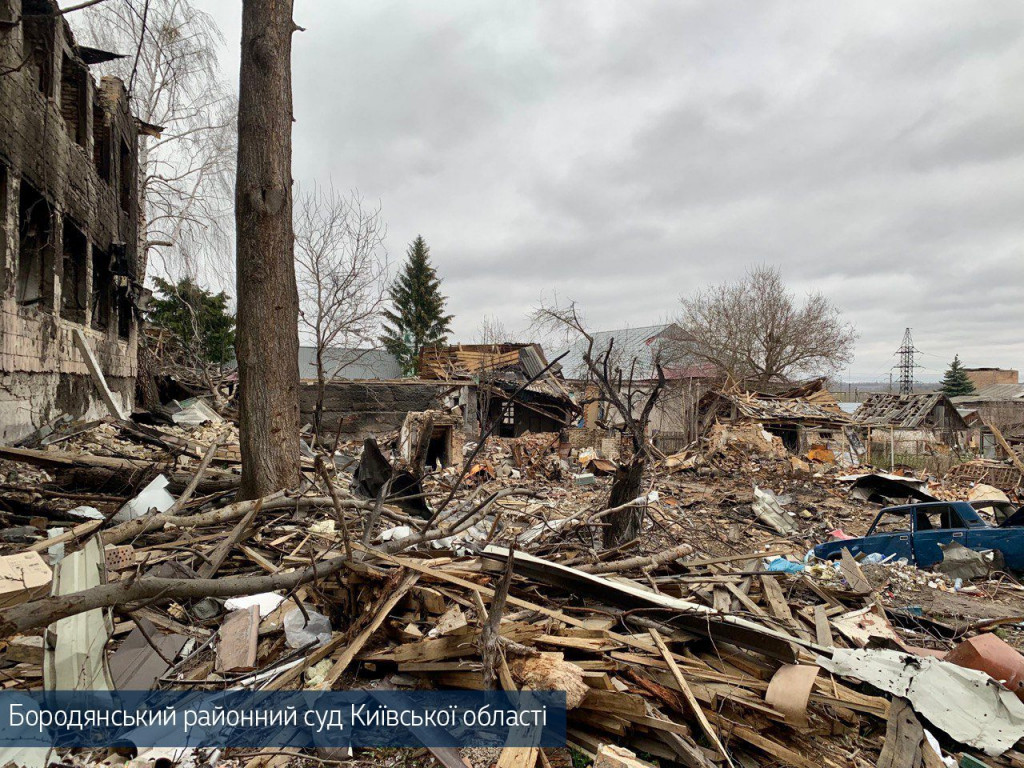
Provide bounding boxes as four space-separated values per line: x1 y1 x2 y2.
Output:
752 486 797 534
114 475 175 522
817 648 1024 755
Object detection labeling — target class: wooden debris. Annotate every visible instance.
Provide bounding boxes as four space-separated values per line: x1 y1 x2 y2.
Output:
0 551 52 608
216 606 260 673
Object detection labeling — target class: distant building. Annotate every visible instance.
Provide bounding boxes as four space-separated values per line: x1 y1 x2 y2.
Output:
855 392 968 454
418 343 578 437
556 324 719 439
297 347 401 381
964 367 1019 391
952 383 1024 436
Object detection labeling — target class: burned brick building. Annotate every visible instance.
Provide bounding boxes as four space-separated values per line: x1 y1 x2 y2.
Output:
0 0 143 442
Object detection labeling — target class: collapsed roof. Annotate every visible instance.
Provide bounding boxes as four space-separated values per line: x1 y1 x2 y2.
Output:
856 393 968 430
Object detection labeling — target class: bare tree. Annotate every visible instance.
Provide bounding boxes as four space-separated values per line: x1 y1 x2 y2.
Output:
294 185 388 440
532 300 665 547
80 0 236 285
235 0 300 499
677 265 857 387
475 314 511 345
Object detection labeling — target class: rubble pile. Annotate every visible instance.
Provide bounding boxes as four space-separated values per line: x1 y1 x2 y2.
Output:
2 413 1024 768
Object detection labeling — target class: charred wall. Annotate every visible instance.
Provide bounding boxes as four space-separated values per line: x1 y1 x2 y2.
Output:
0 0 141 442
300 381 447 440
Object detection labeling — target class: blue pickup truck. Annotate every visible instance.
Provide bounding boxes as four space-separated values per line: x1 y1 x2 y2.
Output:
813 501 1024 569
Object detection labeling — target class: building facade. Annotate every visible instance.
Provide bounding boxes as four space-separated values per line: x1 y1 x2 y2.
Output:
965 368 1019 391
0 0 142 442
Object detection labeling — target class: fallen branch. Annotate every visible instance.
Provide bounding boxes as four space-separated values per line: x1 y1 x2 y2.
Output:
579 541 695 574
166 431 227 515
100 491 376 546
0 552 352 638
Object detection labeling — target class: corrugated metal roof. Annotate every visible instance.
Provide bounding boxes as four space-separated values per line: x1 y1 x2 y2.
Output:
952 383 1024 403
557 324 680 381
298 347 402 381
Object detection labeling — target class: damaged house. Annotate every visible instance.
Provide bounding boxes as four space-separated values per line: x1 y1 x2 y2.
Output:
557 324 714 445
0 0 143 442
418 343 577 437
298 343 577 443
855 392 969 461
698 381 857 461
297 346 449 439
952 382 1024 437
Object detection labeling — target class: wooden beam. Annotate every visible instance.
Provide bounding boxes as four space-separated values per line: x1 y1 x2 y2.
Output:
649 629 734 768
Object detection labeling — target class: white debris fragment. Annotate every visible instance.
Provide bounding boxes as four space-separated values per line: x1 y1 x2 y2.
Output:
817 648 1024 756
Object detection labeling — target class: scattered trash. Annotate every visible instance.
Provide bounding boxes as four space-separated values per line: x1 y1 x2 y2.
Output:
114 474 175 522
753 485 797 534
224 592 286 617
283 607 332 649
170 397 223 426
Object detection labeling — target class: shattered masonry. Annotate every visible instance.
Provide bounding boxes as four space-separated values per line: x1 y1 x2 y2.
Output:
0 0 143 443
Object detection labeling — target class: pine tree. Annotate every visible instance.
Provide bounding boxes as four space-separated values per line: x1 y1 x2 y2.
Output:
149 277 236 365
940 354 976 397
381 236 454 374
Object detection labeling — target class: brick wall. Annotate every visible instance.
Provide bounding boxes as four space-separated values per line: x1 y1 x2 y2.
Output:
965 369 1019 390
0 2 140 442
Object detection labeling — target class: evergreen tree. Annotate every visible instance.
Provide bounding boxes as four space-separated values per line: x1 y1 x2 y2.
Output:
939 354 976 397
381 236 454 374
149 277 236 366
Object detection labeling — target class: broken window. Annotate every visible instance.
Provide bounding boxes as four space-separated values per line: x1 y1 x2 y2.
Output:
93 104 111 182
116 286 132 340
60 53 88 147
61 219 87 323
91 246 111 330
870 512 910 534
16 180 54 309
21 15 53 96
119 139 132 213
915 506 966 532
425 425 454 468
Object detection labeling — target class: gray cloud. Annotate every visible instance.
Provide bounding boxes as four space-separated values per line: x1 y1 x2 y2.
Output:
196 0 1024 379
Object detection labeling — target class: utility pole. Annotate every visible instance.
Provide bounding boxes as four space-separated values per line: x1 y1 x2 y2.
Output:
894 328 920 395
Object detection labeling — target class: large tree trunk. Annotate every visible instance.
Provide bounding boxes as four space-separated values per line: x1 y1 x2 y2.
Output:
603 457 645 547
235 0 301 499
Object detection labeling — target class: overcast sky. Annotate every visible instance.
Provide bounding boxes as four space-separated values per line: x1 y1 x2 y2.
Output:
190 1 1024 381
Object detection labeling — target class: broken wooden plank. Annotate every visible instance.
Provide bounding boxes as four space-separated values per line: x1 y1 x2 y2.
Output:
840 548 873 594
73 328 129 419
217 605 260 673
649 629 734 768
313 571 420 690
877 697 924 768
813 604 833 647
